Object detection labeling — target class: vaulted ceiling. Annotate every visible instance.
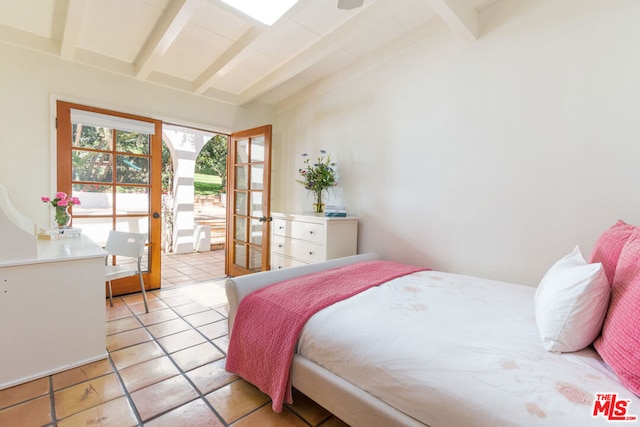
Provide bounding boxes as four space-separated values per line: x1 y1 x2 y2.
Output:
0 0 500 107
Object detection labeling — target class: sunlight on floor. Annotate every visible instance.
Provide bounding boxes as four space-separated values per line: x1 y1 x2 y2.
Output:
180 280 228 308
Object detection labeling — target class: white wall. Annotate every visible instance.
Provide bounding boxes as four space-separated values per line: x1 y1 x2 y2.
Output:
273 0 640 286
0 43 272 229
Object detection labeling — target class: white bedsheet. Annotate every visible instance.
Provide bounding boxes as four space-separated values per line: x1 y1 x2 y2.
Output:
297 271 640 426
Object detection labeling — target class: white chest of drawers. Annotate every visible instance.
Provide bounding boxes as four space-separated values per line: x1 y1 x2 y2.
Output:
270 212 358 270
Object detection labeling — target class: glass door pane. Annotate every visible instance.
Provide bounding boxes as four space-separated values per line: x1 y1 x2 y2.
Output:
57 101 162 295
227 125 272 277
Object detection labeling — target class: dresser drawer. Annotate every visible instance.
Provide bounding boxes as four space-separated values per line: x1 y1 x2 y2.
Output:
271 234 324 263
272 218 289 236
270 212 358 271
270 253 308 270
272 218 324 244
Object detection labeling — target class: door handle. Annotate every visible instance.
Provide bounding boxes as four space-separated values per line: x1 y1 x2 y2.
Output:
259 216 273 223
152 212 160 219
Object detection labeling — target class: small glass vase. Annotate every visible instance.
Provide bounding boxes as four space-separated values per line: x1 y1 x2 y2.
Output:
53 205 72 229
312 191 324 214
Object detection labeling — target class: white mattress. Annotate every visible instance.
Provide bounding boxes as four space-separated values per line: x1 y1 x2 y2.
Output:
297 271 639 426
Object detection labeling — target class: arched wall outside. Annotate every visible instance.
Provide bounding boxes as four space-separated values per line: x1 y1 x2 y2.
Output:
162 124 218 254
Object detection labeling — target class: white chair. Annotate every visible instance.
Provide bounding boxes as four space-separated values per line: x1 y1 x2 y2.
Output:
105 230 149 313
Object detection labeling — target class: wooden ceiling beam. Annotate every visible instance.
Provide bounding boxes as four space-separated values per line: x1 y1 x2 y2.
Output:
193 26 264 95
57 0 85 60
424 0 478 42
134 0 200 80
237 0 384 105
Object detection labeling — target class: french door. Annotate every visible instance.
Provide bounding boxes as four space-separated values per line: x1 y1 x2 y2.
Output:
56 101 162 295
226 125 272 277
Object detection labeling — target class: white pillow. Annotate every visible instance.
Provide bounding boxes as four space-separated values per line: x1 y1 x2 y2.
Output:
534 246 610 353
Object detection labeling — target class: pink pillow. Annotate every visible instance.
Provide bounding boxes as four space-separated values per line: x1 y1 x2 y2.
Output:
593 231 640 396
589 220 639 285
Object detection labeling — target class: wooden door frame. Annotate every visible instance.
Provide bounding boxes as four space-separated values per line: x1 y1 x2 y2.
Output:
225 124 272 276
56 101 162 293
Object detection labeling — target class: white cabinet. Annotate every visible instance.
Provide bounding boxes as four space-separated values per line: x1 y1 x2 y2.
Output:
270 212 358 270
0 236 107 390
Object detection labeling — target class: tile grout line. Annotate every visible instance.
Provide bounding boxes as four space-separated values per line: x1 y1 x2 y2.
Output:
1 291 335 427
51 300 143 426
145 291 320 427
48 375 58 427
45 272 331 427
105 352 145 427
147 287 323 426
0 254 225 425
127 290 231 425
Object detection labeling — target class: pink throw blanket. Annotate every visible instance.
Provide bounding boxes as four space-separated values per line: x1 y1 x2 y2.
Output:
225 260 428 412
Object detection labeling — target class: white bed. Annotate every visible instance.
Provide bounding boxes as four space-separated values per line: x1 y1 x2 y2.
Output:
225 253 639 426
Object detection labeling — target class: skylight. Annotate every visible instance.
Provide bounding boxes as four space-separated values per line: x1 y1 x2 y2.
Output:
219 0 298 25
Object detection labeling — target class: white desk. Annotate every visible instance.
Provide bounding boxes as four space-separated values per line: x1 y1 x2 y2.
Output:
0 235 107 390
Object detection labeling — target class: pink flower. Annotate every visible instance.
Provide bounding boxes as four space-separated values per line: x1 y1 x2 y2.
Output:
42 191 80 208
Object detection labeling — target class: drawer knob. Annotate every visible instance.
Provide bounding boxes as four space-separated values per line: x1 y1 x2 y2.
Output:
278 244 283 248
309 231 314 235
279 226 284 230
309 251 313 255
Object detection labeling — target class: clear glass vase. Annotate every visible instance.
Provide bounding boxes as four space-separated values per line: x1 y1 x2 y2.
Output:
312 191 324 214
53 205 72 229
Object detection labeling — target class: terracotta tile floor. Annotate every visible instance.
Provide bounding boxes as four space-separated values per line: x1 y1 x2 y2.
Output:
161 249 227 287
0 250 348 427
